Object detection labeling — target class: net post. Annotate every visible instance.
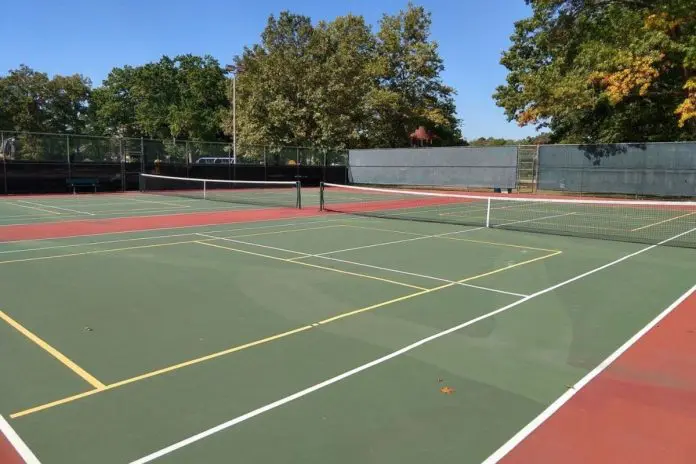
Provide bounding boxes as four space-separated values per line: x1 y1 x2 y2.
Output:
319 182 325 211
203 180 207 200
296 181 302 209
485 198 491 228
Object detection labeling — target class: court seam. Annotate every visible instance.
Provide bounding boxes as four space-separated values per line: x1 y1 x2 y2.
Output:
9 245 559 419
0 310 106 389
198 232 535 298
0 415 41 464
127 225 696 464
481 282 696 464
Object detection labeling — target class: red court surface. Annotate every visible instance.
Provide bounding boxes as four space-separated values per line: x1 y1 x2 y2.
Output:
501 287 696 464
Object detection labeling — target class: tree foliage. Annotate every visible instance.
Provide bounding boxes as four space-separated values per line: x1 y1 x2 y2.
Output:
2 5 460 149
91 55 228 140
225 4 461 149
495 0 696 143
0 65 91 133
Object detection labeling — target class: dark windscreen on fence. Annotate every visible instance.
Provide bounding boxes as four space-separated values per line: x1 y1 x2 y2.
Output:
538 143 696 197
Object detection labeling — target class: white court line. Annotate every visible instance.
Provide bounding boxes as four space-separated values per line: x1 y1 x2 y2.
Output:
129 225 696 464
631 211 696 232
307 228 485 257
0 218 345 255
482 282 696 464
196 232 532 299
6 202 61 215
127 197 193 208
313 255 530 298
0 414 41 464
0 203 260 230
16 200 94 216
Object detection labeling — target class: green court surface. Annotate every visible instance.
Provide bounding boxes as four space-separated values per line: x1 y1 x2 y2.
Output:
1 207 695 463
0 189 320 226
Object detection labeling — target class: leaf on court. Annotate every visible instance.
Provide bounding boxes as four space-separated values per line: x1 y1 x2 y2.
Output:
440 386 455 395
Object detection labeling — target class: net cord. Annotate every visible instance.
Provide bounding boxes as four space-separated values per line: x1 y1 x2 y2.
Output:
141 173 298 186
323 183 696 208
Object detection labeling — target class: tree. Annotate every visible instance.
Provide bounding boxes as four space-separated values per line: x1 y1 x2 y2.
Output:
224 4 461 150
91 55 227 140
368 3 461 147
494 0 696 143
0 65 91 133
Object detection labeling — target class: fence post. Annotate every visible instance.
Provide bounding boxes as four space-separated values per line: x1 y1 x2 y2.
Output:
140 137 145 174
120 138 126 191
263 146 267 181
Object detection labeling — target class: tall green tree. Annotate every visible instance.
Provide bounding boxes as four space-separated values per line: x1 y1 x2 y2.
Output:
0 65 91 133
91 55 227 140
495 0 696 143
368 3 460 147
225 4 461 149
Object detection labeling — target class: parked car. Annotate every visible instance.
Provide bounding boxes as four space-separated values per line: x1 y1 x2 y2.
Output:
195 157 236 164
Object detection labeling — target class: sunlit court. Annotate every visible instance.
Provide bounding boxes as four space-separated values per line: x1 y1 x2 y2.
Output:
1 176 695 463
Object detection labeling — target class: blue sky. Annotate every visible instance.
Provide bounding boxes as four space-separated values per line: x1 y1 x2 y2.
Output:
1 0 538 140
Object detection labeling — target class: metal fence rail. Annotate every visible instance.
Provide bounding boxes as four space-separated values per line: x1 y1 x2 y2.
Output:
2 132 695 198
0 131 348 194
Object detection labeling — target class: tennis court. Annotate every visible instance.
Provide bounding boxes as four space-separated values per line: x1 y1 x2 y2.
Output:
1 178 695 463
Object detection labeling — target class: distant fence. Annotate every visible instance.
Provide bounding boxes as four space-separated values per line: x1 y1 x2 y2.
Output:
3 132 695 198
0 131 348 194
348 142 696 198
348 146 518 189
537 143 696 197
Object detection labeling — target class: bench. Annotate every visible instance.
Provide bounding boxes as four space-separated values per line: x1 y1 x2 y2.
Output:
67 178 99 194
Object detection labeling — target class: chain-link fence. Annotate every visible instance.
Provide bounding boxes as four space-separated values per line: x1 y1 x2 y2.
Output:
534 142 696 198
346 143 695 198
0 131 349 194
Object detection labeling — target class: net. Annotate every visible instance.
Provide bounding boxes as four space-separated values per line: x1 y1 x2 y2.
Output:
140 174 301 209
320 183 696 248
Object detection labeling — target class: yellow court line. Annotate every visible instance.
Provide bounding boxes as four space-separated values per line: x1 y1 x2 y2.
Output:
343 224 561 253
438 236 561 253
0 240 202 265
318 250 562 324
631 211 696 232
10 325 314 419
0 310 106 390
0 224 346 266
196 241 427 291
10 248 562 419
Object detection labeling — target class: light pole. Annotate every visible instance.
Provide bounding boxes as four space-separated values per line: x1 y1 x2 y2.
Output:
224 65 237 165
